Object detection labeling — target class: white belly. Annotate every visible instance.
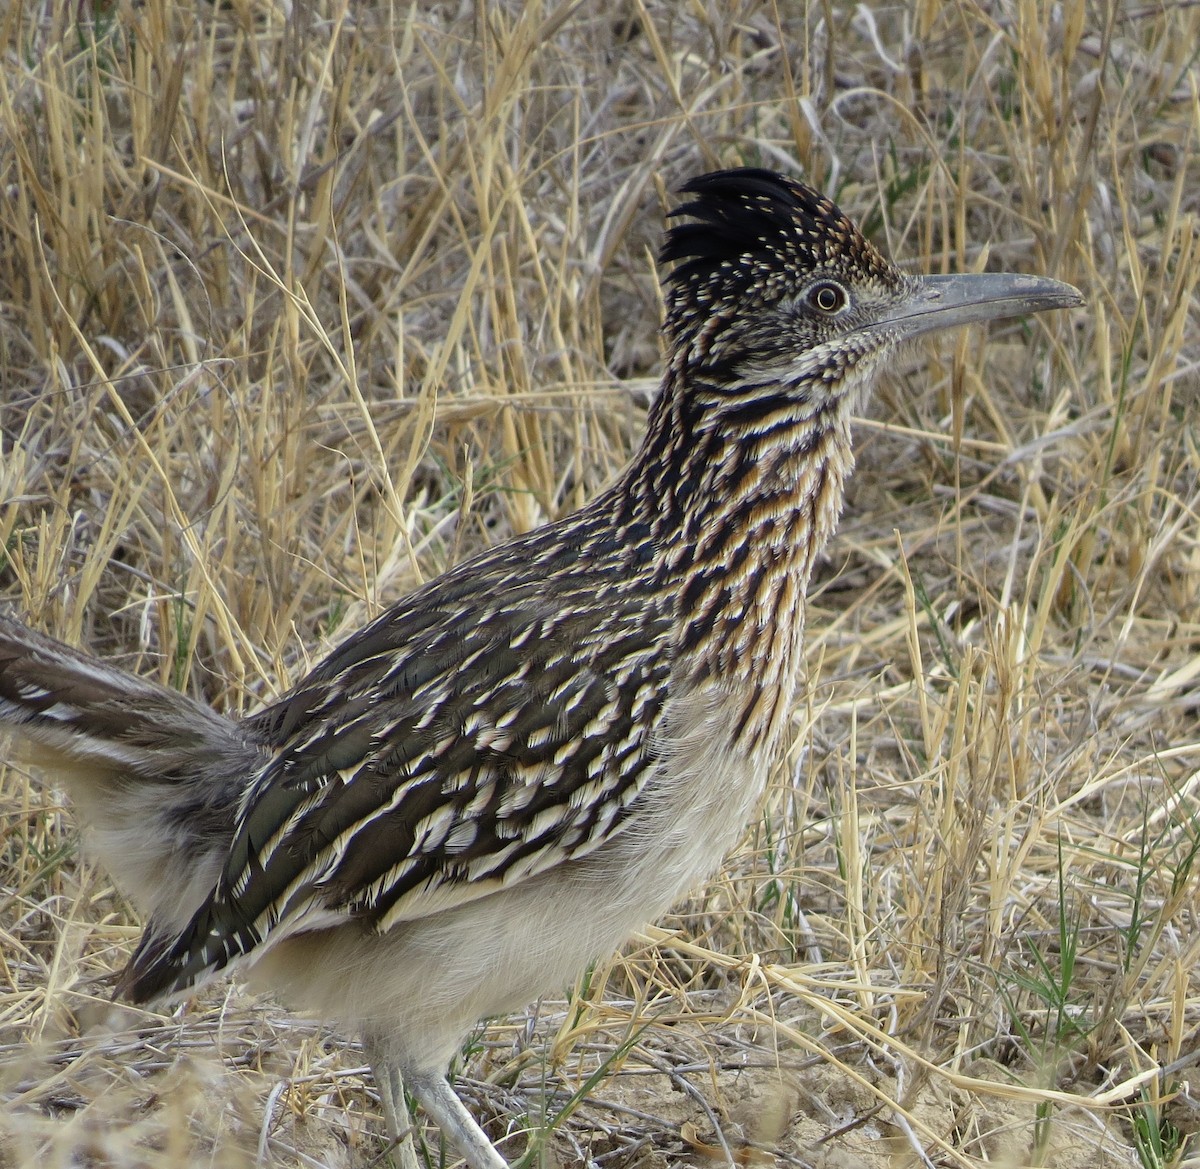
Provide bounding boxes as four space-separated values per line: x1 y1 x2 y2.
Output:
248 683 776 1073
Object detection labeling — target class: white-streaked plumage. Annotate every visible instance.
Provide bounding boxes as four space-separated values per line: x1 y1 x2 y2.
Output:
0 169 1080 1168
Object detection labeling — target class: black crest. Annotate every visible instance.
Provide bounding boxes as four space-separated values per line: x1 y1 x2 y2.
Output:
660 168 894 319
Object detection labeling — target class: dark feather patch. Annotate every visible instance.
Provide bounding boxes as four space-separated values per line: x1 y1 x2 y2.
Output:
659 168 894 325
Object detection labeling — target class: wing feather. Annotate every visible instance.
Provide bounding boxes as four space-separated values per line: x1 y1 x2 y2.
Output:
119 531 672 1003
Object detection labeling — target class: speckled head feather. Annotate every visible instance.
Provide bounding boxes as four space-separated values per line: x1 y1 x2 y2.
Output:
660 169 901 343
661 168 890 287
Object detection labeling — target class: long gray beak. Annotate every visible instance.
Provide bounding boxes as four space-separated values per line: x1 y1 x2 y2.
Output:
884 272 1083 340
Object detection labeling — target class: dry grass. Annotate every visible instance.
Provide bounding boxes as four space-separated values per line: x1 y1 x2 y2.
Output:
1 0 1198 1166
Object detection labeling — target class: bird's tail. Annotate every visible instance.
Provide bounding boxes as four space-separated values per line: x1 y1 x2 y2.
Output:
0 613 260 928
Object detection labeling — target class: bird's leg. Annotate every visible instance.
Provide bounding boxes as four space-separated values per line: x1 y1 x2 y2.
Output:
406 1069 509 1169
364 1036 422 1169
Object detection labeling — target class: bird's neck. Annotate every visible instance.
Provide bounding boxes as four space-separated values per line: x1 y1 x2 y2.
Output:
619 362 855 749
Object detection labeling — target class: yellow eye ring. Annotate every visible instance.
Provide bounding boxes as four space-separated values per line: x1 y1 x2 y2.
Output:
809 281 847 313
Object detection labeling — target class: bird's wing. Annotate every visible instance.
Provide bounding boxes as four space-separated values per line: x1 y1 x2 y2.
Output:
120 556 672 1002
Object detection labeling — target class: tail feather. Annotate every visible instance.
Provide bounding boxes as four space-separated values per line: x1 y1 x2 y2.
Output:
0 616 229 771
0 613 263 927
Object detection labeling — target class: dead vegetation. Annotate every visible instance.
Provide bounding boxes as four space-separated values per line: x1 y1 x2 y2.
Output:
1 0 1198 1166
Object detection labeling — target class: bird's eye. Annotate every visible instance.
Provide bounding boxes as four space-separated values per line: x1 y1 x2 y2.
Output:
808 281 847 313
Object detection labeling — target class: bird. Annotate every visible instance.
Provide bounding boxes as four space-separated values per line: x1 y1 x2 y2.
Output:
0 169 1081 1169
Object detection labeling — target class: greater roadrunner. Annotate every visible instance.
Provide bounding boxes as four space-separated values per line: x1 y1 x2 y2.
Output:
0 169 1080 1168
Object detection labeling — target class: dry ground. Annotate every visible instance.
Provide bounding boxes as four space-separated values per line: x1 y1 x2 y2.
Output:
1 1 1198 1166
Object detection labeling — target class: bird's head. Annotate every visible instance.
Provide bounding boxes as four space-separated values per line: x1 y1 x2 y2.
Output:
661 169 1081 409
